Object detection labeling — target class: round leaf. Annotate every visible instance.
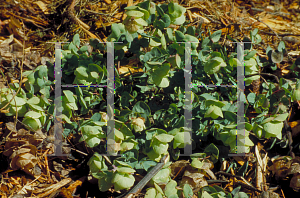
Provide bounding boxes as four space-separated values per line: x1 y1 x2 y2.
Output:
155 134 174 143
151 168 170 184
27 96 40 105
164 180 177 197
113 172 135 191
145 188 157 198
152 139 169 155
271 50 283 63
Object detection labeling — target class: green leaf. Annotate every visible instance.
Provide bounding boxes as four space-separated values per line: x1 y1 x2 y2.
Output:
234 192 249 198
273 113 288 122
245 50 257 60
82 125 101 135
261 117 275 124
111 23 122 38
154 182 164 195
114 160 132 168
168 3 186 19
73 34 80 47
183 184 193 198
82 135 101 147
117 167 136 173
161 34 166 49
166 28 174 41
24 111 42 119
252 28 258 36
156 5 164 17
184 34 199 49
254 34 262 44
263 121 283 139
135 17 148 26
75 66 89 78
187 26 196 36
88 153 108 172
40 95 50 106
126 10 144 17
204 143 219 163
253 123 263 138
247 93 256 105
151 168 170 184
229 57 241 67
231 186 241 197
201 37 211 48
155 134 174 143
168 103 178 114
38 65 47 78
115 120 133 136
22 117 42 130
175 31 185 42
63 90 75 103
124 5 138 10
156 77 169 88
152 64 170 87
173 132 191 149
154 20 165 30
278 41 285 52
78 45 88 53
120 141 135 151
152 139 169 155
164 180 177 197
36 78 45 88
162 14 171 27
191 158 204 169
115 129 124 141
149 38 162 47
132 101 151 118
113 172 135 191
217 130 236 146
205 100 226 108
204 57 226 74
27 96 40 105
98 171 113 192
244 58 257 67
224 111 236 122
28 103 44 112
145 188 157 198
6 95 26 106
27 71 35 84
204 105 223 119
210 30 222 42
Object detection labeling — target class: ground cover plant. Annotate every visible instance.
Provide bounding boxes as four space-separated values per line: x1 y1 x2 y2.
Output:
1 0 300 197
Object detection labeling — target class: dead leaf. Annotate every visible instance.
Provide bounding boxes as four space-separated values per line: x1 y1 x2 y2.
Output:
290 173 300 192
33 1 49 14
179 165 208 193
170 160 189 178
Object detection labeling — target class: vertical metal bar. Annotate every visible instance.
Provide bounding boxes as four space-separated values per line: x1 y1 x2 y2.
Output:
236 42 245 154
53 42 68 157
183 42 193 156
106 42 117 156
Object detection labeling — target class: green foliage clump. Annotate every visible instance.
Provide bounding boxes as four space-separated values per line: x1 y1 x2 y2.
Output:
1 0 298 196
